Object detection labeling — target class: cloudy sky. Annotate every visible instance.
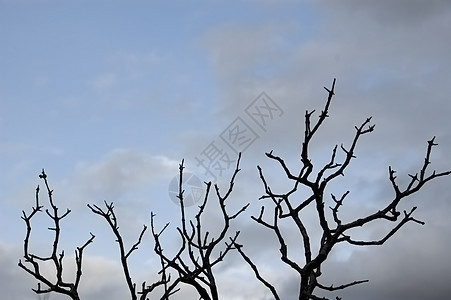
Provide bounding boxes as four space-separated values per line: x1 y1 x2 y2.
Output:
1 0 451 299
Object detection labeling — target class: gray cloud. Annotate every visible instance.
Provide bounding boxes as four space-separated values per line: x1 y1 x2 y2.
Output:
71 149 178 201
326 0 451 28
197 0 451 150
191 2 451 299
0 243 39 300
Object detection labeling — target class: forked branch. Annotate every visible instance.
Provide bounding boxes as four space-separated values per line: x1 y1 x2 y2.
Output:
19 170 94 300
88 201 166 300
237 79 451 300
151 153 248 300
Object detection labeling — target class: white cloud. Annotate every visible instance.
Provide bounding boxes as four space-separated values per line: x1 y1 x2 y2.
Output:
71 149 178 200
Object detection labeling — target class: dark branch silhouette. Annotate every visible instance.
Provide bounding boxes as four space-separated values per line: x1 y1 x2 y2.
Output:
233 78 451 300
150 154 249 300
18 169 95 300
87 201 168 300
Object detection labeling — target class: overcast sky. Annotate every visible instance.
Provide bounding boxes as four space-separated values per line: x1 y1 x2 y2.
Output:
1 1 451 299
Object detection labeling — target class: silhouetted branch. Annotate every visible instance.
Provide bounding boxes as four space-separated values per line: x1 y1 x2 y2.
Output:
87 201 166 300
19 169 95 300
237 79 451 300
233 241 280 300
317 279 369 291
151 153 248 300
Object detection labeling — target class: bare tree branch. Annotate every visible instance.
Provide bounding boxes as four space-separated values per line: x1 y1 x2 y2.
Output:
317 279 369 291
237 79 451 300
19 169 95 300
88 201 167 300
233 241 280 300
151 153 248 300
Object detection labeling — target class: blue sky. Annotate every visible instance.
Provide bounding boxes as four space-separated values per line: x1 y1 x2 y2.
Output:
1 1 451 299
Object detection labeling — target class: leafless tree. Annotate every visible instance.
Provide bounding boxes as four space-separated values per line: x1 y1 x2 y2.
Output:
19 169 95 300
19 79 451 300
232 78 451 300
150 155 249 300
